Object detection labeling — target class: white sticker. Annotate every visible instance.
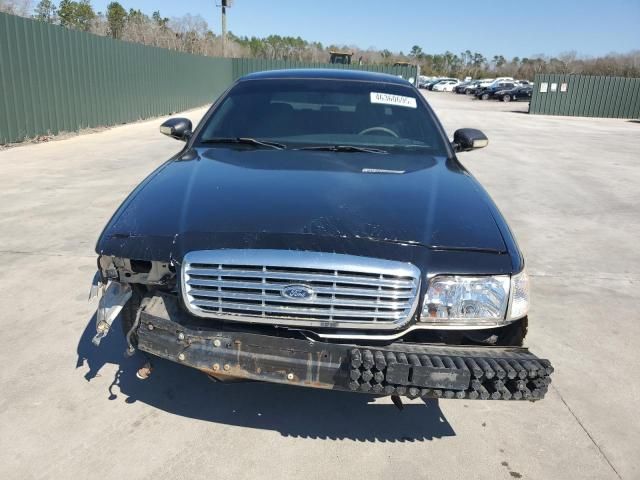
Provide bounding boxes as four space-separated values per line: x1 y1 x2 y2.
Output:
370 92 417 109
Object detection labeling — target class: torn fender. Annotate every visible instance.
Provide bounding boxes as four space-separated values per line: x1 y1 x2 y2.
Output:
90 278 132 346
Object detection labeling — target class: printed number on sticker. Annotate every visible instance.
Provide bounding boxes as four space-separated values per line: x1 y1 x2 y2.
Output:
370 92 417 109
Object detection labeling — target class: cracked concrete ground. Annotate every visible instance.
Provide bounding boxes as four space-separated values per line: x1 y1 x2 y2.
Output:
0 91 638 479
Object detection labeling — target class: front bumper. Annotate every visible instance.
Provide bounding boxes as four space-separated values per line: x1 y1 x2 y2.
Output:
137 293 553 401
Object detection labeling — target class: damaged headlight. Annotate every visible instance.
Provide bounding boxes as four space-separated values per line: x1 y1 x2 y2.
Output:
420 270 529 327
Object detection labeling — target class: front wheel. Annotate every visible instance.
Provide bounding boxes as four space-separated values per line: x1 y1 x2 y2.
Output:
502 94 511 102
481 93 490 100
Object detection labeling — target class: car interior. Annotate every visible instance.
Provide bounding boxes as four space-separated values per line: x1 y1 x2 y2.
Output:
203 91 435 145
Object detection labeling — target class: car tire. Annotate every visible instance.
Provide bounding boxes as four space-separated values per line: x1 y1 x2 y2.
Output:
503 94 511 102
481 93 490 100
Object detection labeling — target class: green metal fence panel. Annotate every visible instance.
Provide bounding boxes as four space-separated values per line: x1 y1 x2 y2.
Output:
0 13 234 144
530 73 640 119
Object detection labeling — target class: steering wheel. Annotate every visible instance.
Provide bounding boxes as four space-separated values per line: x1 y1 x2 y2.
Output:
357 126 399 137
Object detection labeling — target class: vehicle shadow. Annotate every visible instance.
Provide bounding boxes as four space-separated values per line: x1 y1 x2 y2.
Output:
76 313 456 442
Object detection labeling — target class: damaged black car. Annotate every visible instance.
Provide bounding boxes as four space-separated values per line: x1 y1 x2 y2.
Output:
90 69 553 403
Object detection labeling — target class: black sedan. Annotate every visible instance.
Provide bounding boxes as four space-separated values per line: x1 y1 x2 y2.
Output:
453 81 473 94
476 82 516 100
494 86 533 102
463 81 484 95
91 69 551 402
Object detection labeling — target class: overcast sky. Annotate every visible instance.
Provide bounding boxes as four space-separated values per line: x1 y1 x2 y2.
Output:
92 0 640 58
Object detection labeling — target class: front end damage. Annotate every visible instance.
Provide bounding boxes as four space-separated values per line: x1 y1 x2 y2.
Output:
89 250 553 402
111 289 553 401
90 255 173 350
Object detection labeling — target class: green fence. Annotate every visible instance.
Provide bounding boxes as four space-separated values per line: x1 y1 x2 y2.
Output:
0 12 233 144
529 74 640 118
0 12 417 144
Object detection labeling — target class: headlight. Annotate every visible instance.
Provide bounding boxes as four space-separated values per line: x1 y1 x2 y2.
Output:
507 269 529 320
420 271 529 327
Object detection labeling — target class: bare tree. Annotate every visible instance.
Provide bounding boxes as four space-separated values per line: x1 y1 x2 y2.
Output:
34 0 56 22
0 0 33 16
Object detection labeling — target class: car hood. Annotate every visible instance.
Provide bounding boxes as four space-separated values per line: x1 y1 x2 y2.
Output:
97 147 507 259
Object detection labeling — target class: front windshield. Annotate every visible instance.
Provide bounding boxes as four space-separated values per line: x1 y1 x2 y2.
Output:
196 78 449 155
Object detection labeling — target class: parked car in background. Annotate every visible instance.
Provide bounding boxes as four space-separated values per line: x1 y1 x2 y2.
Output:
424 79 442 90
432 80 460 92
465 78 494 95
453 81 473 94
426 78 458 90
493 86 533 102
476 81 517 100
478 78 496 86
417 75 436 89
487 77 515 87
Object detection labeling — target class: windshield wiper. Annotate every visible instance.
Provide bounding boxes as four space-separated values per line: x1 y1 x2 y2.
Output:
200 137 286 150
295 145 388 154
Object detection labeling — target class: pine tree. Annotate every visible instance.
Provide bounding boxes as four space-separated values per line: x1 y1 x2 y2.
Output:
106 1 126 38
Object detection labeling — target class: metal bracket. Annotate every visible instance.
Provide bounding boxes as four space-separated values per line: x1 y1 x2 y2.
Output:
92 281 132 347
125 298 150 357
88 270 103 301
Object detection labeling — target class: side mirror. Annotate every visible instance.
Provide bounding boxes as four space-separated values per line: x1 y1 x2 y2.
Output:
160 117 192 141
453 128 488 152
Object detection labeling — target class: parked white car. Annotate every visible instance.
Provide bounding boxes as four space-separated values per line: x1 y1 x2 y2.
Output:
432 80 460 92
477 78 496 88
487 77 515 88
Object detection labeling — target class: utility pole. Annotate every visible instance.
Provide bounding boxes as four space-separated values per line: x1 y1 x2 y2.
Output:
220 0 231 57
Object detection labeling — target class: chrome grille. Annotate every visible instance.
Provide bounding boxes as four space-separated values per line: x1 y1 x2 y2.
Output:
181 249 421 330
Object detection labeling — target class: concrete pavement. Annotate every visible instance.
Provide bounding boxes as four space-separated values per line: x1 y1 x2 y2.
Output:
0 92 638 479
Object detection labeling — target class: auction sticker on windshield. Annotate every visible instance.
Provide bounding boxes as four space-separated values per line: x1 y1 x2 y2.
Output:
370 92 417 109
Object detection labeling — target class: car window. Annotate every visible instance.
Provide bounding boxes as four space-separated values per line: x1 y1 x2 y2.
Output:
197 78 449 155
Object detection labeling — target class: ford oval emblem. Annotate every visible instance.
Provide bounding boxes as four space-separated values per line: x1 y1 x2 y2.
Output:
281 284 314 300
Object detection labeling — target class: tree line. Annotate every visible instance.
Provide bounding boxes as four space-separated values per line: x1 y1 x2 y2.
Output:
1 0 639 79
407 45 640 80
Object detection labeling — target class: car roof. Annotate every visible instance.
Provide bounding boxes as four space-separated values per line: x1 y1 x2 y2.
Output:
239 68 412 85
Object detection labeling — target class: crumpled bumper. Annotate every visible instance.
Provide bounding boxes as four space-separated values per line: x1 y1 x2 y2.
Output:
137 293 553 401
